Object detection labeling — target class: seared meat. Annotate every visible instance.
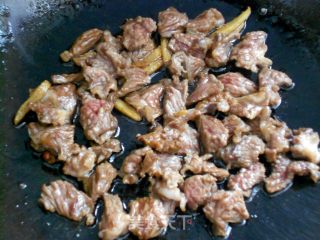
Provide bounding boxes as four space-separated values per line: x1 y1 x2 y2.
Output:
163 79 188 122
125 82 165 123
228 162 265 197
291 128 320 164
158 7 188 38
102 30 122 51
118 67 151 97
137 118 199 155
182 174 217 210
126 39 156 63
206 31 240 68
129 197 169 239
187 74 223 105
83 66 117 99
30 84 77 126
168 51 205 80
122 17 157 51
230 31 272 72
194 92 232 115
120 146 153 184
141 152 182 181
259 68 293 91
218 72 257 97
83 162 117 202
39 180 94 225
223 115 251 143
203 190 249 237
197 115 229 153
90 139 122 163
186 8 224 35
169 33 212 59
259 117 292 162
99 194 130 240
86 53 117 76
63 146 96 178
181 153 229 180
265 157 320 193
228 90 270 119
51 73 83 84
28 123 77 161
97 42 131 74
80 94 118 145
219 135 265 168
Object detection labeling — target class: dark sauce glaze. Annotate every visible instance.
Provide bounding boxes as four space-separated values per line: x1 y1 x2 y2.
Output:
2 1 320 240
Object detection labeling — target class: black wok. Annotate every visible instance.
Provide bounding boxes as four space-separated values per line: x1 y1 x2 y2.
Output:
0 0 320 239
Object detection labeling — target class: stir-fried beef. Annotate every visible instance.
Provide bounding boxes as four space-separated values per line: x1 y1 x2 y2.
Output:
158 7 188 38
228 162 265 197
230 31 272 72
187 73 223 105
39 180 94 225
30 84 77 126
51 72 83 84
99 194 130 240
122 17 157 51
223 115 251 143
80 94 118 144
182 174 217 210
90 138 122 163
129 197 170 239
203 190 249 237
186 8 224 35
125 82 165 123
83 162 117 202
28 123 77 161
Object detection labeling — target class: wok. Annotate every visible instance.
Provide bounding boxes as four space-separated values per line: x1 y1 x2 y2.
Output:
0 0 320 239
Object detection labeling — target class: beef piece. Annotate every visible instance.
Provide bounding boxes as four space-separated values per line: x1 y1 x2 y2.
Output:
194 92 232 114
118 67 151 97
29 84 77 126
230 31 272 72
140 152 182 181
182 174 217 210
39 180 94 225
264 156 292 193
219 135 265 168
228 162 265 197
83 162 117 202
96 42 131 74
86 53 117 76
158 7 188 38
203 190 249 237
259 68 293 91
187 74 223 105
90 139 122 163
125 39 156 63
80 94 118 145
28 123 77 161
197 115 229 153
186 8 224 34
169 33 212 59
205 31 240 68
83 66 117 100
181 153 229 180
99 194 130 240
223 115 251 143
129 197 169 239
51 73 83 84
228 90 270 119
259 117 292 162
63 146 96 178
73 50 97 67
137 118 199 155
122 17 157 51
150 177 187 211
102 30 122 51
168 51 205 80
264 156 320 193
291 128 320 164
163 79 188 123
125 82 165 123
218 72 257 97
120 146 153 184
